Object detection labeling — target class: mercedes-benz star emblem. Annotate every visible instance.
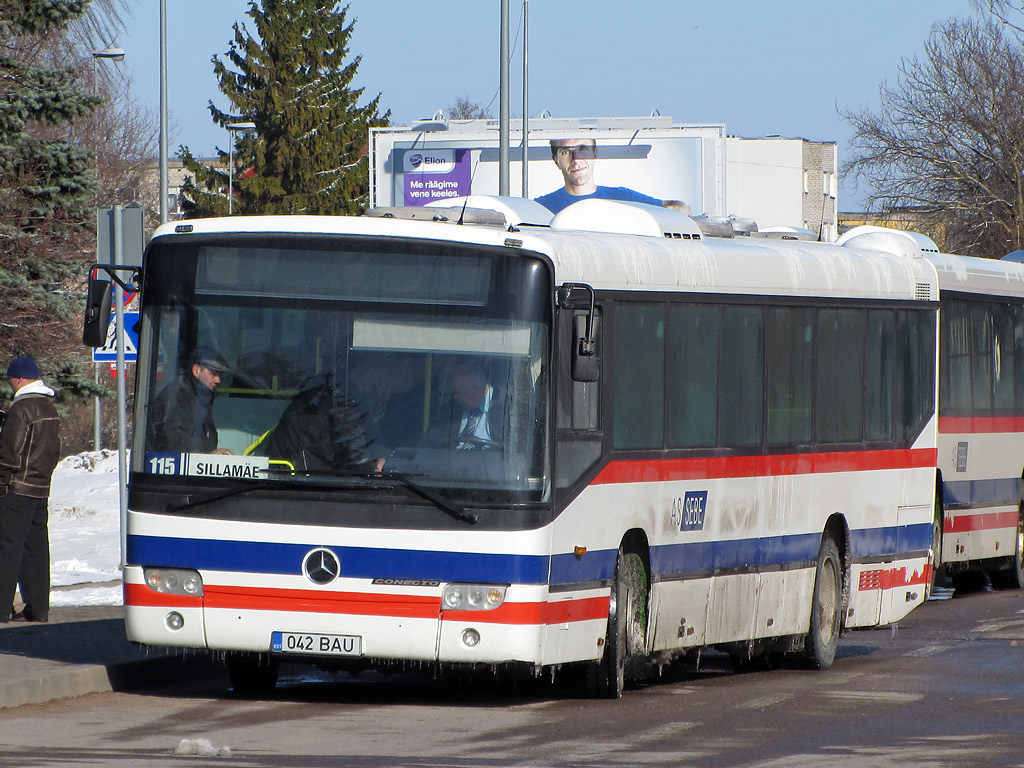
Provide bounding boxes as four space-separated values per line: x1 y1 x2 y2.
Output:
303 548 340 585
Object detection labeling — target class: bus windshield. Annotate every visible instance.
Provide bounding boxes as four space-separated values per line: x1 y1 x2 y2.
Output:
132 234 552 504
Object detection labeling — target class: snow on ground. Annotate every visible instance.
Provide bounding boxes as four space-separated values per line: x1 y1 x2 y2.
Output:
45 451 123 606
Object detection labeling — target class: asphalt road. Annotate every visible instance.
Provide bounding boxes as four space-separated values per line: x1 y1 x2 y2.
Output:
1 583 1023 768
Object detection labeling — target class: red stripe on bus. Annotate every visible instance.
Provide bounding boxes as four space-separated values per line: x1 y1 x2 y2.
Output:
204 585 441 619
443 596 610 625
857 564 932 592
939 416 1024 434
591 448 937 485
124 582 202 608
127 582 609 626
944 510 1020 533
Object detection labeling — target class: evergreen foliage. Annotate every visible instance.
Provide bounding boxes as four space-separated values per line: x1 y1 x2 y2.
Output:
180 0 389 217
0 0 101 406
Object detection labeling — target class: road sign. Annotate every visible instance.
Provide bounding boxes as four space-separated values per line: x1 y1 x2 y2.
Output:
92 311 139 362
97 205 145 267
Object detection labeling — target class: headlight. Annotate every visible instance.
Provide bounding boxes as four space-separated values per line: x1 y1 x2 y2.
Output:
143 567 204 596
441 583 506 611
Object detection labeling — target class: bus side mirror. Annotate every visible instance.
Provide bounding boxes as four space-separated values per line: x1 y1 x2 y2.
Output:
559 282 600 383
83 277 113 347
572 313 600 382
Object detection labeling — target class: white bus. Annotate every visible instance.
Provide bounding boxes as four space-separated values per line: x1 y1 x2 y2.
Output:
85 199 939 696
839 226 1024 591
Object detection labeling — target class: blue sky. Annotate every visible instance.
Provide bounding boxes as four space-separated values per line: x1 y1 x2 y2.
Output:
117 0 971 209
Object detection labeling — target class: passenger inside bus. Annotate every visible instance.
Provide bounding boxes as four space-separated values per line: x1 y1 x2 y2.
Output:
147 346 234 455
254 372 384 473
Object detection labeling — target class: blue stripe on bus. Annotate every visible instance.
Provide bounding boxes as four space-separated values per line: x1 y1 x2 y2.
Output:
130 522 935 590
942 477 1022 509
127 535 551 584
549 523 936 586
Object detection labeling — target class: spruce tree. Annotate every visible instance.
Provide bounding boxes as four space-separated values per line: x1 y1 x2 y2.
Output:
180 0 389 217
0 0 101 404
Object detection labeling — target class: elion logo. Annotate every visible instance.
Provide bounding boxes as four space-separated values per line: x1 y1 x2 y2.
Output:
403 149 455 173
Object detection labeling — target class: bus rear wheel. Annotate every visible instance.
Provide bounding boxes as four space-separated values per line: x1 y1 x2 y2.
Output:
803 535 842 670
926 498 943 600
587 549 647 698
226 652 280 696
991 512 1024 590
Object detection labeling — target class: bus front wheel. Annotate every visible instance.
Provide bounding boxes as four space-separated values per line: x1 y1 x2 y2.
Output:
803 535 842 670
587 549 647 698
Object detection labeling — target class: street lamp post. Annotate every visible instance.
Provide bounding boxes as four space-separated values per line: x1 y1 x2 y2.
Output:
499 0 510 196
89 46 124 453
227 122 256 215
159 0 168 225
522 0 529 198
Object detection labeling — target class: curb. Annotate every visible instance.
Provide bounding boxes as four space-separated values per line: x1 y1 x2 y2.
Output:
0 650 224 710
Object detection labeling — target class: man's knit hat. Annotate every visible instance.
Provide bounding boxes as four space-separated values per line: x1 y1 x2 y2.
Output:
6 356 40 380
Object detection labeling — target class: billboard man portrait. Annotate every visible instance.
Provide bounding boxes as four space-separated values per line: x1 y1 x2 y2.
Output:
534 138 689 215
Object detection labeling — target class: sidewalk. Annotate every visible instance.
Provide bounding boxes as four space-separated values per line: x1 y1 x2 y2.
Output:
0 605 222 710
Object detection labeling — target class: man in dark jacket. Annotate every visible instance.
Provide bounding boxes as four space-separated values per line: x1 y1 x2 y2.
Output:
0 355 60 623
147 347 232 454
258 373 379 472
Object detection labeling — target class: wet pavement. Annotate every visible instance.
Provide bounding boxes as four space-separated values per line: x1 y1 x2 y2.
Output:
0 604 220 710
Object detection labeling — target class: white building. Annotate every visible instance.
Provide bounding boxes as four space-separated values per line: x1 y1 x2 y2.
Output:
369 116 838 240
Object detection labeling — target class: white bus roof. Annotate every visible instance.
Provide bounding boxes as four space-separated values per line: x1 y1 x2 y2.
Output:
835 224 1024 300
152 199 937 304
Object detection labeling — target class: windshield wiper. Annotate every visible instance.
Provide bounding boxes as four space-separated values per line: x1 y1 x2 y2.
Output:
164 468 478 524
379 471 478 525
167 480 282 512
167 470 383 512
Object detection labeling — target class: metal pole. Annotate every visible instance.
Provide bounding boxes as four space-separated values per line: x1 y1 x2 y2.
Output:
499 0 510 196
159 0 169 224
113 205 128 568
521 0 529 198
93 55 101 450
93 364 101 451
229 138 234 215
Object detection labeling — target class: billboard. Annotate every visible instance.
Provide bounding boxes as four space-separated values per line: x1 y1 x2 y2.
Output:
370 118 726 217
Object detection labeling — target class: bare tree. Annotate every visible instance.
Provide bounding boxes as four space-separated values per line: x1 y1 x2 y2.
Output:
68 0 134 54
843 17 1024 258
973 1 1024 32
447 96 492 121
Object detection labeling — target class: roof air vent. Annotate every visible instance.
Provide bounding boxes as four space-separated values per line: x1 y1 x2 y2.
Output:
836 225 938 258
550 199 703 239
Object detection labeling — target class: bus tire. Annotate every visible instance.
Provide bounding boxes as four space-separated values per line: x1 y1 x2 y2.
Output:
590 549 647 698
804 535 842 671
991 511 1024 590
927 499 943 600
226 652 280 696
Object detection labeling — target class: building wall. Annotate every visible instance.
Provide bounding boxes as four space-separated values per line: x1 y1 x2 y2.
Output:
725 136 838 239
139 159 222 222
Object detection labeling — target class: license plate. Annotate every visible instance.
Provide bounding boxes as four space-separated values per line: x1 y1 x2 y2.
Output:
271 631 362 657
